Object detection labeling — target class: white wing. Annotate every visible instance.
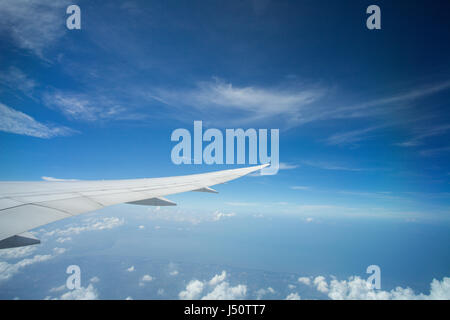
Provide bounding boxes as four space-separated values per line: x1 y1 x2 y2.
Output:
0 164 268 249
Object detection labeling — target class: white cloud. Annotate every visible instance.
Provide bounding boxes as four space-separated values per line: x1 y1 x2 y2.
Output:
56 237 72 243
0 102 75 138
179 270 247 300
0 0 69 57
127 266 135 272
0 67 37 96
43 91 143 122
395 124 450 147
59 284 99 300
148 207 236 224
138 225 145 230
0 254 53 282
209 271 227 286
0 246 37 260
0 247 65 282
311 275 450 300
90 276 100 283
152 78 324 127
179 280 205 300
125 296 133 300
168 262 179 276
311 81 450 123
285 292 301 300
201 281 247 300
212 211 236 221
49 284 66 293
139 274 153 286
53 247 66 255
141 274 153 282
325 126 382 146
302 160 363 172
44 217 125 238
298 277 312 286
278 163 299 170
313 276 329 294
151 79 450 129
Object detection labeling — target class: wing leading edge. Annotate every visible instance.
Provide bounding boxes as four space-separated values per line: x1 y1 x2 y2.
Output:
0 164 268 249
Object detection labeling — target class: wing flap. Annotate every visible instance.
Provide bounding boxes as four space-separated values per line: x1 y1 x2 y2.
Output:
0 232 40 249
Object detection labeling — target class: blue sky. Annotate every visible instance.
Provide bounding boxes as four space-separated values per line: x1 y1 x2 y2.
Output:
0 0 450 299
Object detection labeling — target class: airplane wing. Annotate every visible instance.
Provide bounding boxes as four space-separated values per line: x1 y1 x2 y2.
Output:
0 164 268 249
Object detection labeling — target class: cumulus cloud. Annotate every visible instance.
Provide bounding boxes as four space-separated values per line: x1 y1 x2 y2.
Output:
141 274 153 282
201 281 247 300
298 277 312 286
313 276 329 294
139 274 154 286
309 275 450 300
179 280 205 300
209 271 227 286
59 284 99 300
285 292 301 300
179 271 247 300
0 102 75 138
